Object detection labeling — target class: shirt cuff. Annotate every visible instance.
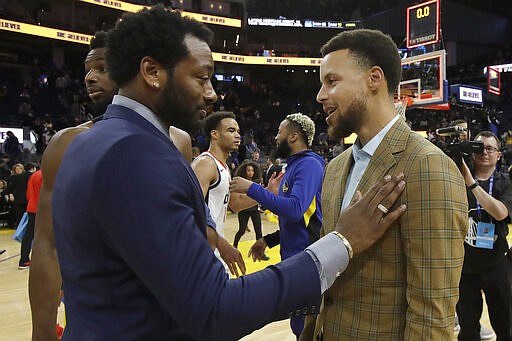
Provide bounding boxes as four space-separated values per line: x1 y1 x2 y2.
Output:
204 204 216 230
305 232 350 294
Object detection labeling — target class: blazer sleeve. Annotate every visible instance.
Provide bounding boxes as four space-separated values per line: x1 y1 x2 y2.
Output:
91 135 321 341
401 153 467 339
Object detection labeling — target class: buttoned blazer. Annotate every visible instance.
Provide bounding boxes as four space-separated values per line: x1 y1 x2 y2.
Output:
53 104 321 341
302 118 467 340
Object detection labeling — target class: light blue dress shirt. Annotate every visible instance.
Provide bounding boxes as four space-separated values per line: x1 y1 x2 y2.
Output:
342 115 400 210
112 95 171 141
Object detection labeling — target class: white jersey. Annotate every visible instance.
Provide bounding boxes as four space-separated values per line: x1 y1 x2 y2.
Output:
200 151 230 237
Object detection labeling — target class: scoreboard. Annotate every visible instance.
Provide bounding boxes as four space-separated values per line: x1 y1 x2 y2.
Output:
406 0 440 48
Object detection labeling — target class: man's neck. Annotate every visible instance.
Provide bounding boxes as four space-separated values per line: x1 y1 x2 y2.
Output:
290 145 308 157
356 99 397 146
208 145 229 163
118 87 169 127
475 166 496 180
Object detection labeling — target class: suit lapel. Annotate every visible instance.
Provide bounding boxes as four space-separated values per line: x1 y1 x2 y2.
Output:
356 118 410 195
323 149 353 234
103 105 204 202
336 151 353 208
323 119 411 235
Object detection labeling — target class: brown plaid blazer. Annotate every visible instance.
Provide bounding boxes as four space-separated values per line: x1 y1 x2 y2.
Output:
301 118 468 340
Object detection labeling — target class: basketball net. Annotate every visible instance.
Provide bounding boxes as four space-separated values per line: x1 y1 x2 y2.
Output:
394 95 410 119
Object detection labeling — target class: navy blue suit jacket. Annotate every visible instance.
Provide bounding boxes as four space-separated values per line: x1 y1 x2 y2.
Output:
53 104 321 340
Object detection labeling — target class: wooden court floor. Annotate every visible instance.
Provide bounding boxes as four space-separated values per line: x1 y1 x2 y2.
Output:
0 212 495 340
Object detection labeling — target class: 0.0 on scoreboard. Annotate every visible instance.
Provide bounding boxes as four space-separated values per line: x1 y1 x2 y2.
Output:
406 0 440 48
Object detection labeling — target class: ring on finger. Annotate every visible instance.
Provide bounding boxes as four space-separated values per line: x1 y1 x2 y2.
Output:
377 203 389 214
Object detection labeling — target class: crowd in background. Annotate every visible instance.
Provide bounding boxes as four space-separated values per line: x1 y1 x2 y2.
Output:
0 1 510 167
0 61 510 167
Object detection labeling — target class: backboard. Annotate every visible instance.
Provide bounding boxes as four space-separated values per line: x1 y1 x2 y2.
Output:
396 49 447 107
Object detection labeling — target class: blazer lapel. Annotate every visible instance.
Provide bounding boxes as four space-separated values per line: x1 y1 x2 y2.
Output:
103 105 204 202
356 118 410 195
323 119 411 235
323 149 353 234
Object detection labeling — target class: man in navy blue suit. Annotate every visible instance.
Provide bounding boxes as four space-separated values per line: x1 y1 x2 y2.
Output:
52 5 407 340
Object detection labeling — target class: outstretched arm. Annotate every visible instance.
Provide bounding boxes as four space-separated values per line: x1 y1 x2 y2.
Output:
231 159 323 221
228 192 258 213
230 170 282 212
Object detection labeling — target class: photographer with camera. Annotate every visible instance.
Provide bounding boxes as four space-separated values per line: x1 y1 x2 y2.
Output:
435 119 484 169
456 131 512 340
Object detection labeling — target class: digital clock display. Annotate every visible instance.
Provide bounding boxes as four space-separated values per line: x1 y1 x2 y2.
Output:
406 0 439 48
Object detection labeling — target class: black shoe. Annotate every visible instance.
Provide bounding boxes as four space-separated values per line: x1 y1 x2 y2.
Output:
0 249 5 256
261 253 270 261
18 261 30 270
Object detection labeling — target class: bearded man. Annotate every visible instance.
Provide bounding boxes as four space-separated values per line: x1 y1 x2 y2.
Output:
301 28 467 340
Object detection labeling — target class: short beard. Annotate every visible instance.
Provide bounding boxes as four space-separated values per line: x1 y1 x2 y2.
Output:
271 139 292 159
328 96 367 141
155 75 202 135
88 99 111 117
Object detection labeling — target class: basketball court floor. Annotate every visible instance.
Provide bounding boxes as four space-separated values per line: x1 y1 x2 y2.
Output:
0 211 495 340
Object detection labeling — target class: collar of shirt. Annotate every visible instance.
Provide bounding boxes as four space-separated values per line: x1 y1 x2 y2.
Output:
342 115 400 210
352 114 400 161
111 95 171 141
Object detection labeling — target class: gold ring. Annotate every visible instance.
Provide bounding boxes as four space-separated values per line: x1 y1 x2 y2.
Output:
377 204 389 214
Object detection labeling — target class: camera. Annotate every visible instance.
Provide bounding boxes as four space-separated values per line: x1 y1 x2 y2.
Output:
434 126 484 167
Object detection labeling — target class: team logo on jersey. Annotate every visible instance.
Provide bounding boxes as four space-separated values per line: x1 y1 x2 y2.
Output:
282 181 289 192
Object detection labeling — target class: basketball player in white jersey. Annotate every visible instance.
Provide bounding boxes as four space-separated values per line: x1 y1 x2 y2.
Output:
192 112 255 277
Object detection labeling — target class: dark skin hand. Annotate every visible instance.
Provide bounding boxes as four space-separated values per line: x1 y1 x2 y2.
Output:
229 171 284 195
248 174 406 261
335 173 406 256
248 238 268 262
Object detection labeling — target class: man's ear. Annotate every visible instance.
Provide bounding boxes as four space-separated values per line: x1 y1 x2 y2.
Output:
140 56 163 90
210 129 219 140
289 131 298 144
368 66 385 92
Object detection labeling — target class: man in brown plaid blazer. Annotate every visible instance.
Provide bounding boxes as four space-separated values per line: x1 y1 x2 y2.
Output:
300 29 468 340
